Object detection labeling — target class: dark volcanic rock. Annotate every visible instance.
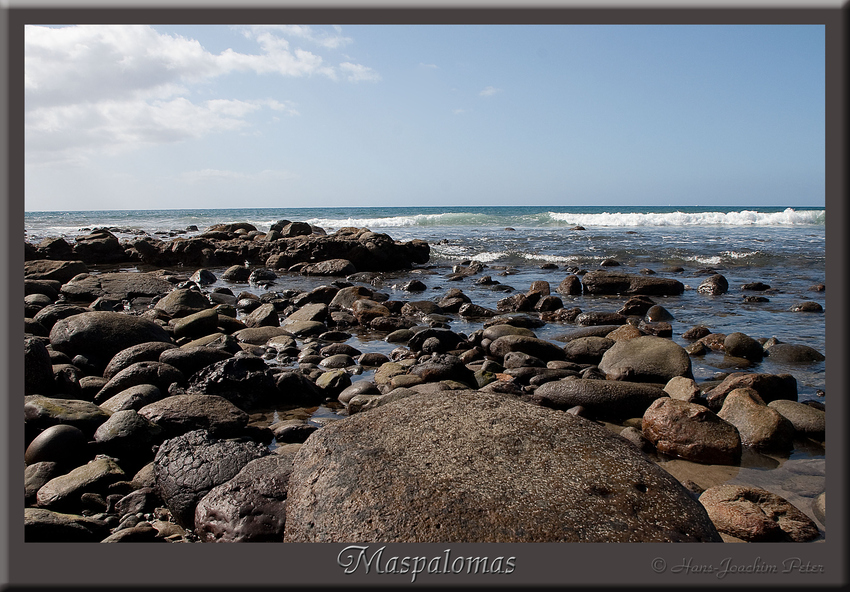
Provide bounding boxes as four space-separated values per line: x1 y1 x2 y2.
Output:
153 430 269 528
186 355 279 410
697 274 729 295
283 390 721 542
580 271 684 296
194 448 300 542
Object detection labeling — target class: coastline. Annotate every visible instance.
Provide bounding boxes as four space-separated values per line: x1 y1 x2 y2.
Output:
22 217 826 543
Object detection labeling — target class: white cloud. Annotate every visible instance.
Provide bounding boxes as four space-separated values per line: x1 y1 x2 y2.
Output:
25 24 372 165
339 62 381 82
420 63 438 69
452 108 467 115
479 86 502 97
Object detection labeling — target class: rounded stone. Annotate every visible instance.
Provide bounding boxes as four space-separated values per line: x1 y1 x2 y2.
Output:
25 424 89 467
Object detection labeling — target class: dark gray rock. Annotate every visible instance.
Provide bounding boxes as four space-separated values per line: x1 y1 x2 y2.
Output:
562 336 615 365
25 395 111 437
703 372 797 411
94 361 185 404
49 312 172 372
36 457 126 511
580 271 684 296
99 384 164 413
765 343 825 364
137 394 249 439
767 399 825 441
59 272 174 302
158 346 234 379
25 337 55 396
24 259 89 283
187 355 279 410
153 429 269 528
528 378 667 420
723 332 764 362
283 390 721 542
697 274 729 295
489 334 567 363
195 449 300 542
25 424 89 467
93 409 164 464
153 288 212 317
102 341 179 381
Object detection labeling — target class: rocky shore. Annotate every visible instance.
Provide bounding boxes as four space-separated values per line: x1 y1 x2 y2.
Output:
23 222 826 543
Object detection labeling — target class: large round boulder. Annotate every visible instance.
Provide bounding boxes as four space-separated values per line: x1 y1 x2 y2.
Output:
716 388 795 451
283 390 722 542
598 335 693 383
49 312 172 371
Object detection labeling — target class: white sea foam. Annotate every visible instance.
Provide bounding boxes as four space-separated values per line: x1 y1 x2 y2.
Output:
546 208 823 227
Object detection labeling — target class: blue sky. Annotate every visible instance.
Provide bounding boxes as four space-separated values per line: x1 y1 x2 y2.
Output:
24 24 825 211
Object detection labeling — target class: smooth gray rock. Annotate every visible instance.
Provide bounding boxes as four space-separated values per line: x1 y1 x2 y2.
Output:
528 378 667 420
283 390 721 542
598 335 693 383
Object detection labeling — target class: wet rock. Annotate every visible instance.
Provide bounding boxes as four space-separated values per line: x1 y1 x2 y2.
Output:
617 296 657 317
764 343 825 363
528 378 667 420
723 332 763 362
682 325 711 341
556 275 582 296
170 308 220 339
274 371 326 406
553 325 621 342
580 271 684 296
153 429 269 528
233 326 293 345
697 274 729 295
645 305 674 322
34 304 91 332
221 265 251 282
699 484 820 542
575 311 627 326
642 398 741 465
153 288 212 318
270 420 317 444
716 388 795 451
284 390 721 542
790 301 823 312
598 335 693 383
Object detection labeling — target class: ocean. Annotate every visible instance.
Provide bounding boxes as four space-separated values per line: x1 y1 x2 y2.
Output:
24 204 827 400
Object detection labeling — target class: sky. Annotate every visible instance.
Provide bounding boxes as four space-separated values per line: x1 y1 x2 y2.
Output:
23 23 825 211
